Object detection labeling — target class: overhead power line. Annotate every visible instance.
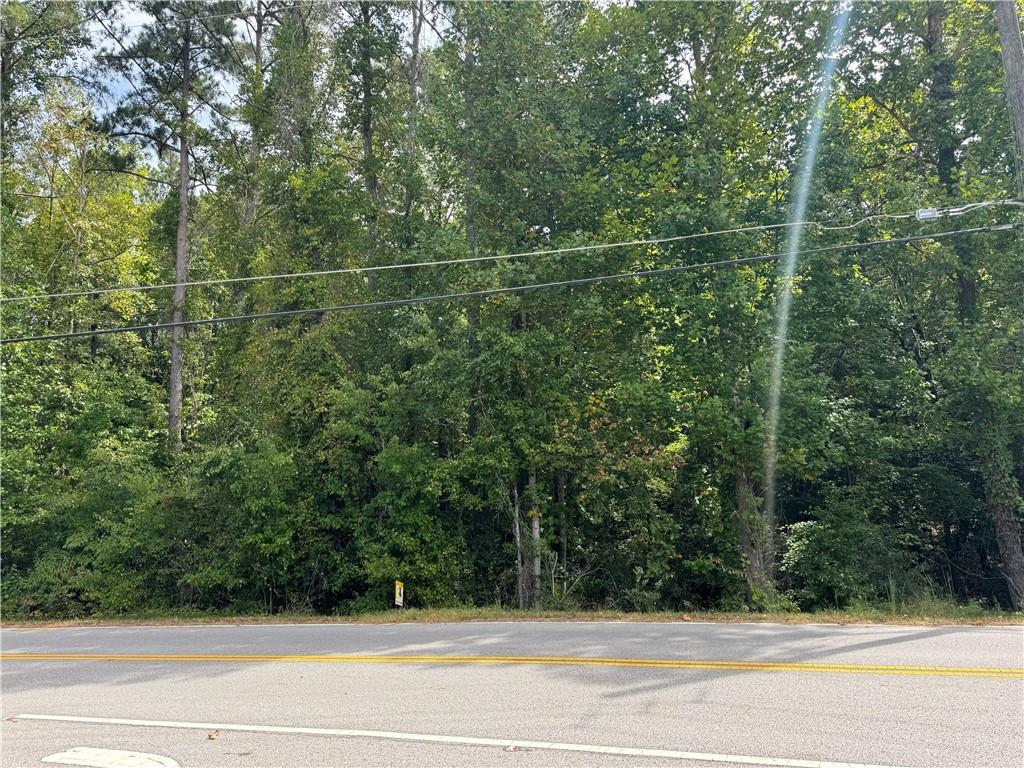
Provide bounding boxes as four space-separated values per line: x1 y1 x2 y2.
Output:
2 222 1018 346
4 200 1018 305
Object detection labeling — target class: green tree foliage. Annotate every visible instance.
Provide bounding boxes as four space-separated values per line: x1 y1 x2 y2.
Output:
2 1 1022 617
1 0 92 160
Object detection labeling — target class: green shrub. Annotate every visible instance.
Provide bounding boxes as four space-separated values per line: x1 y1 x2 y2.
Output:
3 555 94 618
781 486 913 610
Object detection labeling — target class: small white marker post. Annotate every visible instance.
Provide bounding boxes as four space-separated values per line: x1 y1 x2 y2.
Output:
394 580 404 608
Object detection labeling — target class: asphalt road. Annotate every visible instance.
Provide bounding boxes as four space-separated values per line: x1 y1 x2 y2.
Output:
1 621 1022 768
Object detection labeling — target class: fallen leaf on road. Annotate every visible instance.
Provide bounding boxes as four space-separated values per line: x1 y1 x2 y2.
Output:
207 730 220 740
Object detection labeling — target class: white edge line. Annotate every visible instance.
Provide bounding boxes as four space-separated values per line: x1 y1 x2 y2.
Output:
5 621 1019 631
41 746 180 767
13 714 911 768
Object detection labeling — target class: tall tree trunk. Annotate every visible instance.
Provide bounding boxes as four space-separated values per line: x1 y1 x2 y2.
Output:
168 20 191 452
360 1 380 284
924 5 1024 606
512 484 525 609
977 413 1024 610
0 9 15 165
402 0 423 246
242 1 267 227
558 470 568 593
735 468 774 598
286 3 315 167
528 469 541 608
994 0 1024 181
463 23 481 438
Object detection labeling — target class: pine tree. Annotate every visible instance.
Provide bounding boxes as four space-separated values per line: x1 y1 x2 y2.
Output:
99 0 237 450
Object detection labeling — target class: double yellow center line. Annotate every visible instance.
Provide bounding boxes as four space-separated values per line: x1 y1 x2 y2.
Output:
2 653 1021 678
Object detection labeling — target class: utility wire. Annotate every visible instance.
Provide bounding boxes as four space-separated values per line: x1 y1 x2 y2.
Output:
2 222 1018 346
4 200 1017 305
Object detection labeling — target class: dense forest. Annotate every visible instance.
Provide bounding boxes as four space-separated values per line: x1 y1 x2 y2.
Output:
2 0 1023 618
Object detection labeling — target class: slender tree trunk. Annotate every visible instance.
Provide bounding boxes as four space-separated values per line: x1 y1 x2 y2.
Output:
735 468 773 598
528 469 541 607
463 24 481 438
402 0 423 246
89 291 98 357
923 6 1024 606
994 1 1024 169
254 1 263 79
0 20 14 165
512 484 525 609
287 3 314 167
168 20 191 452
242 1 266 227
558 470 568 593
360 1 380 285
734 385 774 599
977 413 1024 610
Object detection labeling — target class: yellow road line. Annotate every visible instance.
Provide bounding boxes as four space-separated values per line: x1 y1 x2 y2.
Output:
2 653 1021 678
